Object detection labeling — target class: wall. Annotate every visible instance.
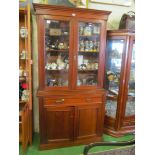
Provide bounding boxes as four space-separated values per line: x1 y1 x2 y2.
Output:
88 1 135 29
32 0 135 132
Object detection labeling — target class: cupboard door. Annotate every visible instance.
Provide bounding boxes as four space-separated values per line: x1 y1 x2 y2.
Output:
77 22 101 86
125 41 135 117
44 106 74 143
38 16 74 89
75 104 103 140
105 39 125 118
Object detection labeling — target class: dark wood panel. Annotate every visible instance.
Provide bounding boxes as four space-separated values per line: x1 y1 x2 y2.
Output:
44 106 74 143
75 103 103 140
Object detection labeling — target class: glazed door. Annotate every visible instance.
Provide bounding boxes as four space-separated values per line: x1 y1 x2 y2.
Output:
75 104 103 140
105 37 126 119
37 15 74 90
122 37 135 127
44 106 74 143
74 20 106 88
125 39 135 117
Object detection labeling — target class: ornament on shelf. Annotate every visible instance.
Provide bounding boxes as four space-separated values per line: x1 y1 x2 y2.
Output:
84 25 92 36
21 90 29 101
20 49 27 59
20 27 28 38
79 26 84 35
89 40 93 51
19 66 24 77
56 55 65 70
79 40 85 51
84 40 89 51
93 25 100 34
58 42 65 50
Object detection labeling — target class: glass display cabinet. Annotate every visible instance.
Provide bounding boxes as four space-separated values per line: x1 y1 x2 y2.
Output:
104 30 135 137
19 2 32 151
34 3 111 150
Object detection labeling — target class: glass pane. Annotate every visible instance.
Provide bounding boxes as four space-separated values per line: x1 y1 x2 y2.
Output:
44 20 70 87
105 100 117 118
77 22 101 86
105 39 124 118
125 43 135 116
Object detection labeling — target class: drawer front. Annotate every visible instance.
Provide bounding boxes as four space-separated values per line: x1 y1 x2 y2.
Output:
44 96 103 106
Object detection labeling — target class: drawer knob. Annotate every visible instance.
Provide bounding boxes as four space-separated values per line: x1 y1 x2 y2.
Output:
55 99 65 104
72 13 76 16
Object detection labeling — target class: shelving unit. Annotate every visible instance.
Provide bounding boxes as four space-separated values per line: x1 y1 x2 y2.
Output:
34 3 111 150
104 30 135 137
19 0 32 151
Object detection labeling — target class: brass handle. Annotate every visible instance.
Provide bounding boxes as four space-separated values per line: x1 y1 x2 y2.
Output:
55 99 65 104
74 55 76 61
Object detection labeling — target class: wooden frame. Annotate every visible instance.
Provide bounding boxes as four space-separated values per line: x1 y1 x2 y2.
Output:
90 0 132 7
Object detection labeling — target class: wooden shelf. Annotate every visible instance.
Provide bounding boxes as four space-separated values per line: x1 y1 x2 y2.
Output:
78 51 99 53
19 76 26 82
19 58 27 61
47 34 69 37
78 69 98 72
19 100 27 104
79 34 100 37
46 69 68 72
107 94 118 100
46 49 69 53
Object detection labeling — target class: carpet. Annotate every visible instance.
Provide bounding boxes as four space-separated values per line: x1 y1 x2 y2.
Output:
87 145 135 155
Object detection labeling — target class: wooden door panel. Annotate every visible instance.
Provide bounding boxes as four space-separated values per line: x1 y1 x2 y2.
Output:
44 106 74 143
76 104 102 140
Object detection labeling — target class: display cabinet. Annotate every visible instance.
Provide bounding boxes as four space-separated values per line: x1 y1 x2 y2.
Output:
34 3 111 150
104 30 135 137
19 1 32 151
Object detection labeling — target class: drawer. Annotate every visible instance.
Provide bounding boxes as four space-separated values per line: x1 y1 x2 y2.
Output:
44 96 103 106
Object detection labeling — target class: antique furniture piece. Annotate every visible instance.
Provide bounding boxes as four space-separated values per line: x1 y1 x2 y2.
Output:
19 1 32 151
34 3 111 150
104 30 135 137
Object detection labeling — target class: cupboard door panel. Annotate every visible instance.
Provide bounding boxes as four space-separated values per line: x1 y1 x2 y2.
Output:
77 21 101 87
44 19 70 88
44 106 74 143
105 38 125 118
125 41 135 117
76 104 103 140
